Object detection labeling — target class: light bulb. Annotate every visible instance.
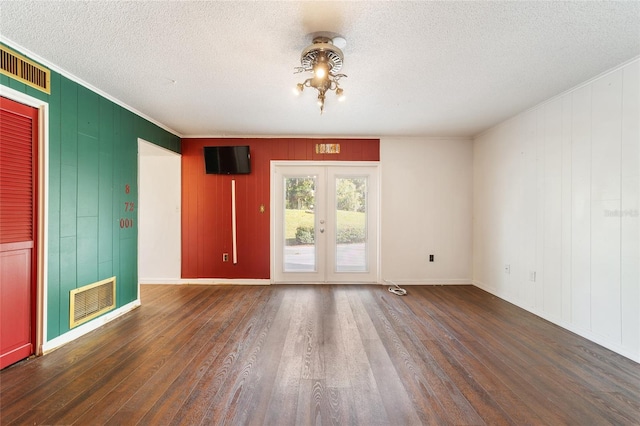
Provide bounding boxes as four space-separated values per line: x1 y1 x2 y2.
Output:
315 65 327 79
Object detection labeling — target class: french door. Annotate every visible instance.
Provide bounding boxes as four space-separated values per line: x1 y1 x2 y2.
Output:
272 162 379 283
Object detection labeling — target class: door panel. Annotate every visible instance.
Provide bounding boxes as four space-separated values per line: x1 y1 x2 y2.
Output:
334 176 368 273
0 245 33 367
274 166 326 282
273 162 378 283
0 96 38 369
326 169 378 282
283 175 319 273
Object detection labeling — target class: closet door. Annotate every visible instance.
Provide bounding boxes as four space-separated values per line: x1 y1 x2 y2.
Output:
0 96 39 369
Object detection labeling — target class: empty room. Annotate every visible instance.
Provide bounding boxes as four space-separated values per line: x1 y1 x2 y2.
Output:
0 1 639 424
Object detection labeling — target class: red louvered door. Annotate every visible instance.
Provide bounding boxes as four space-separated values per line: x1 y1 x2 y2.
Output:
0 97 38 369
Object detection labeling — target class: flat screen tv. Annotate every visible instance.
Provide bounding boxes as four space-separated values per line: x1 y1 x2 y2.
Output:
204 145 251 175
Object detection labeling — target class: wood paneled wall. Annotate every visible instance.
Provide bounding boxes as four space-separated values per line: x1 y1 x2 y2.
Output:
181 138 380 279
1 44 181 341
473 59 640 362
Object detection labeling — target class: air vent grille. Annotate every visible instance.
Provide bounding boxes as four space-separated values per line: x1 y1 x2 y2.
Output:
0 45 51 94
70 277 116 328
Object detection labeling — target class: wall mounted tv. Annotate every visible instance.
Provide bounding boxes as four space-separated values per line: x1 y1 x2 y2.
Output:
204 145 251 175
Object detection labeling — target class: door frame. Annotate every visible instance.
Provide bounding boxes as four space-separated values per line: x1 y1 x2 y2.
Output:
270 160 381 284
1 85 48 356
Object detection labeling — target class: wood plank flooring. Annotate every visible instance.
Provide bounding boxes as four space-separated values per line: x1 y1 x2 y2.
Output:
1 284 639 425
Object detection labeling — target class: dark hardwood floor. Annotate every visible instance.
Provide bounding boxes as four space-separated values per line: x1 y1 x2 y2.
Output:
1 284 639 425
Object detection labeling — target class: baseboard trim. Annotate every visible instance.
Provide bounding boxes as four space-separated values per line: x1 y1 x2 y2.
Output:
142 278 471 286
180 279 271 286
383 279 472 285
139 278 183 285
42 299 141 354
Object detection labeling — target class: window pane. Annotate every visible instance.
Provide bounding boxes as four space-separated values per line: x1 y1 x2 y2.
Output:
335 177 367 272
284 177 316 272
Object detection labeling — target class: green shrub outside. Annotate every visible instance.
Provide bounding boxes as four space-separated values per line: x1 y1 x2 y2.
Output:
295 226 315 244
294 226 365 244
337 227 365 244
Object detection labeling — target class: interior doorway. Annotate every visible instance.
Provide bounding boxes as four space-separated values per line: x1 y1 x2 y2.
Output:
137 139 181 284
272 161 379 283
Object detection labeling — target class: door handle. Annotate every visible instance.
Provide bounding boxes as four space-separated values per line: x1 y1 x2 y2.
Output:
320 228 325 233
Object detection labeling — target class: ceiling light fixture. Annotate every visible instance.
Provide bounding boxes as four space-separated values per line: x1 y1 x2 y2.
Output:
294 35 347 114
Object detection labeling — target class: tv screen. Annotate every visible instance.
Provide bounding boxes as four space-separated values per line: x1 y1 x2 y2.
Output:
204 145 251 175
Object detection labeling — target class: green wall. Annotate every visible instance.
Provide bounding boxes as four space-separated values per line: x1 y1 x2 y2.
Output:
1 45 181 340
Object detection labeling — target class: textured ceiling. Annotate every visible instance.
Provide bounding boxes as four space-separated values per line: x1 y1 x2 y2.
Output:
1 1 639 138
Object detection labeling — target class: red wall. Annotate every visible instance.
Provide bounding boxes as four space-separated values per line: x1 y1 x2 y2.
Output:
181 138 380 279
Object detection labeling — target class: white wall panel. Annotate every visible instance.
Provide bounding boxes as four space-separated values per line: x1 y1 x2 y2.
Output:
590 71 622 342
591 71 623 201
590 198 622 342
542 99 563 320
473 58 639 362
501 120 522 301
534 108 545 310
518 111 539 309
492 122 518 297
381 137 472 284
621 61 640 354
621 176 639 352
570 85 592 329
561 96 573 323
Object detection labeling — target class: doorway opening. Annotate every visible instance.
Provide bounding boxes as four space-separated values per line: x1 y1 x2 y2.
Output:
137 139 181 285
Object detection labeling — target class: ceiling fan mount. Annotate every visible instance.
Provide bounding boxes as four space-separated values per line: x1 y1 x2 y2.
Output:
294 34 348 114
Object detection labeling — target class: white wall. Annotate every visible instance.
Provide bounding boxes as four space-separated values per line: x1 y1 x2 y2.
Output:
473 59 640 362
138 140 182 283
381 137 473 284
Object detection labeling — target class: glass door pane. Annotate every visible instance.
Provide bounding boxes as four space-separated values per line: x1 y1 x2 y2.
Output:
283 176 316 272
335 176 368 272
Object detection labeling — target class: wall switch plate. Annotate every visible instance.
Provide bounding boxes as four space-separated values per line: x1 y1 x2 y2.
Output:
505 264 510 274
529 271 536 282
429 254 434 262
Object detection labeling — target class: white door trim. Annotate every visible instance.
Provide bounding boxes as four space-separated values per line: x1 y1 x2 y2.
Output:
0 85 49 355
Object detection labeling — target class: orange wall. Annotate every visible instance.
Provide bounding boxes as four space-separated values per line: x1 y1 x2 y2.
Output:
181 138 380 279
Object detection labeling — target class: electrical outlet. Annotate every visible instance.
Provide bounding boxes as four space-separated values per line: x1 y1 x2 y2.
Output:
505 264 510 274
529 271 536 282
223 253 229 262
